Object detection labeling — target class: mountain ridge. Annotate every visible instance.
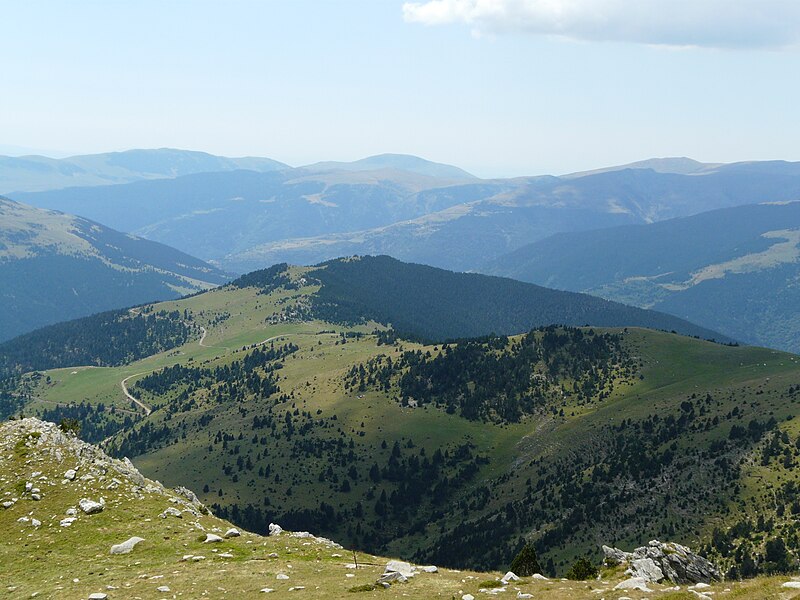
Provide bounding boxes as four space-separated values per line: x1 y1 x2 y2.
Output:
0 196 230 342
484 201 800 352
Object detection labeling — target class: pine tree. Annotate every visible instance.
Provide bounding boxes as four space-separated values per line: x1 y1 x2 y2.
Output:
510 543 542 577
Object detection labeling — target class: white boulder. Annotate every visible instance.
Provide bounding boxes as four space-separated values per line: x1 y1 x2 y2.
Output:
79 498 104 515
110 536 145 555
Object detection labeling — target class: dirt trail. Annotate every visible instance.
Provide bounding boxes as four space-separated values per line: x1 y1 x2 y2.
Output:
120 373 151 416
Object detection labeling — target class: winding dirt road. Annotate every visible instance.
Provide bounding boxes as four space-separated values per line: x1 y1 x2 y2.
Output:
120 373 151 416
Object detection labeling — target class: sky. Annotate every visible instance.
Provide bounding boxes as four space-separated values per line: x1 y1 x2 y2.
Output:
2 0 799 178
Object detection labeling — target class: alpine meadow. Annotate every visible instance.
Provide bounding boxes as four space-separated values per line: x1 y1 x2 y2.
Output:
2 2 800 599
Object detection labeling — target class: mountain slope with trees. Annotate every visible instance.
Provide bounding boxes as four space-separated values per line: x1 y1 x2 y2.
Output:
485 202 800 352
3 260 798 581
0 197 228 341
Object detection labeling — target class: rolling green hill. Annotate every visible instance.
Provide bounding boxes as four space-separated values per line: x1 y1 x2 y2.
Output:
2 259 799 584
485 202 800 353
301 255 730 342
0 197 230 342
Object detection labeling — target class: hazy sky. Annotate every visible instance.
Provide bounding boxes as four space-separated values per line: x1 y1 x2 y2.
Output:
3 0 799 177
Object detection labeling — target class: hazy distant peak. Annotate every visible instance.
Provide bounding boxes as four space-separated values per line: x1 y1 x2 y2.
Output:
303 153 477 180
564 157 721 179
0 148 290 194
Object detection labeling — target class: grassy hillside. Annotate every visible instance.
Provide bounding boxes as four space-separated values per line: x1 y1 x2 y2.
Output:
0 197 230 342
485 202 800 352
6 419 798 600
3 261 799 585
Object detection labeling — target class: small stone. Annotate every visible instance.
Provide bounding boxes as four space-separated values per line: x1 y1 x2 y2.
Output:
224 527 240 538
156 586 170 592
260 589 274 593
462 595 475 600
60 517 77 527
782 582 800 589
160 507 182 519
501 571 520 584
203 533 223 543
66 508 77 516
88 594 108 600
422 565 438 573
64 469 77 481
269 523 283 536
276 574 290 580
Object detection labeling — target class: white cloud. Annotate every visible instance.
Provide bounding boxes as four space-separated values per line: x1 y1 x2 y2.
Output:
402 0 800 49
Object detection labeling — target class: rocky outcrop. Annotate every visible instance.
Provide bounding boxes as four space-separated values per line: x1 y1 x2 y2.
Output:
602 540 721 584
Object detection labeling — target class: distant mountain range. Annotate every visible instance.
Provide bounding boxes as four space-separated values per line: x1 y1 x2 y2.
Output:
12 155 800 274
235 161 800 272
0 148 289 194
12 163 488 269
0 196 230 342
485 202 800 352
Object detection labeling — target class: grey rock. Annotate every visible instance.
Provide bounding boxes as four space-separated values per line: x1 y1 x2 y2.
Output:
160 507 183 519
385 560 415 577
377 571 408 584
629 558 664 582
79 498 104 514
203 533 223 543
614 577 652 592
269 523 283 536
88 594 108 600
110 536 145 555
602 544 631 565
64 469 77 481
602 540 720 584
224 527 241 538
